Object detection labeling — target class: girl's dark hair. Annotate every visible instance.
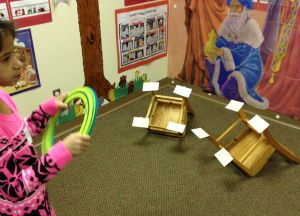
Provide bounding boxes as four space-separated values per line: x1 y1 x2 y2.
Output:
0 20 16 52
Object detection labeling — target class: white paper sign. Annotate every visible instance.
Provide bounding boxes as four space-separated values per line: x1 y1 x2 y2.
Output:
142 82 159 91
191 128 209 139
132 117 149 128
167 122 186 133
173 85 192 98
225 100 244 112
214 148 233 167
248 115 269 133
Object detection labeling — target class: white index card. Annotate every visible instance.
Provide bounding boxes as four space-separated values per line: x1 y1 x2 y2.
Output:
191 128 209 139
225 100 244 112
142 82 159 91
173 85 192 98
132 117 149 128
167 122 186 133
248 115 270 133
214 148 234 167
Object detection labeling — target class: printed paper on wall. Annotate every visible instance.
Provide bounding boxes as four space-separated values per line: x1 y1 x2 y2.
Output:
115 1 168 73
9 0 52 27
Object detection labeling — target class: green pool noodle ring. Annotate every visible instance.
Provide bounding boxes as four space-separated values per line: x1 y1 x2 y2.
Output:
42 86 98 154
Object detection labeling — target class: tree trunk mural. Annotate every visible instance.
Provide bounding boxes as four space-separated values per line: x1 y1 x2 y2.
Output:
76 0 114 101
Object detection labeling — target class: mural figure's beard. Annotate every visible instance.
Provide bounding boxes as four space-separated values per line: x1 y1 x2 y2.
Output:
226 8 250 33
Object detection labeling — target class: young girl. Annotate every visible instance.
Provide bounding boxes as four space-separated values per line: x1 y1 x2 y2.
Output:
0 20 91 215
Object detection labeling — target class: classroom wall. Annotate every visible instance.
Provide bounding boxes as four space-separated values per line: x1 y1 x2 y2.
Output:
13 0 84 117
12 0 168 116
99 0 168 92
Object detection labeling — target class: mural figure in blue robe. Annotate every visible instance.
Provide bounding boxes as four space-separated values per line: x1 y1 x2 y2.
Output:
205 0 269 109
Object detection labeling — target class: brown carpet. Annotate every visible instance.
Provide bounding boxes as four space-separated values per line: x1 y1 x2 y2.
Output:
46 84 300 216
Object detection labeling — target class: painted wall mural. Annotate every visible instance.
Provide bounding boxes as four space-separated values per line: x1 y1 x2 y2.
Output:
108 70 150 101
76 0 114 101
178 0 227 91
258 0 300 120
205 0 269 110
178 0 300 120
252 0 270 11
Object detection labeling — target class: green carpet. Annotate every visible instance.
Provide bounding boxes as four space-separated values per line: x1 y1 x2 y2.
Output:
46 85 300 216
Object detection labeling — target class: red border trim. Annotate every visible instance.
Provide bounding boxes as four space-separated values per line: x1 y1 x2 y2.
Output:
125 0 156 7
115 1 169 73
14 13 52 28
8 0 52 28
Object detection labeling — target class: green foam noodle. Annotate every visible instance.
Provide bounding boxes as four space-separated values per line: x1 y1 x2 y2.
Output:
42 87 98 154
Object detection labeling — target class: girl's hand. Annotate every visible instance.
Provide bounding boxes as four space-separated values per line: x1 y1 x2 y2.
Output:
62 132 91 156
55 92 68 110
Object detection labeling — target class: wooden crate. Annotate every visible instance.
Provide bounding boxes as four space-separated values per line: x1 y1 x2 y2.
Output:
225 130 276 176
206 110 300 176
146 94 194 137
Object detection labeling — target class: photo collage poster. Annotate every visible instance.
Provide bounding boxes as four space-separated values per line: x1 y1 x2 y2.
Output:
0 29 41 95
116 1 168 73
0 0 52 27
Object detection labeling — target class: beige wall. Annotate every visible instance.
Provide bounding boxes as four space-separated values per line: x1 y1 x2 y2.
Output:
13 0 84 116
167 2 267 79
12 0 169 116
99 0 168 91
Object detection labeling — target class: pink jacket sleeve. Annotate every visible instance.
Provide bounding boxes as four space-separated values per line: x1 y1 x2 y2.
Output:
0 141 73 202
22 141 73 190
25 97 59 137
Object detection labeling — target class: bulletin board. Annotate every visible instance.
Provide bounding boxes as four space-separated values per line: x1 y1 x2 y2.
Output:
0 0 52 27
252 0 269 11
115 1 168 73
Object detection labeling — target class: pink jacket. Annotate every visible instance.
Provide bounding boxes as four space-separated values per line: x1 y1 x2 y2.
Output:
0 89 73 216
